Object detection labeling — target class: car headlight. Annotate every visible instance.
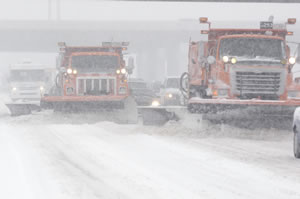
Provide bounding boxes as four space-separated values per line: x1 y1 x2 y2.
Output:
151 100 160 106
67 68 72 74
40 86 44 91
289 57 296 65
121 68 126 74
167 93 173 98
12 87 17 91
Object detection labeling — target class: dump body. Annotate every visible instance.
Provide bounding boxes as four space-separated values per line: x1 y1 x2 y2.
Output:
182 18 300 115
42 43 132 111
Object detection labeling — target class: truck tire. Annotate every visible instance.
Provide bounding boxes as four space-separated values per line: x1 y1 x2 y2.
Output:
294 131 300 158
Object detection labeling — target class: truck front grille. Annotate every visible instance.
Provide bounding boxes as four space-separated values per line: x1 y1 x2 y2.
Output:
231 67 286 99
19 87 39 91
77 77 116 96
236 71 281 94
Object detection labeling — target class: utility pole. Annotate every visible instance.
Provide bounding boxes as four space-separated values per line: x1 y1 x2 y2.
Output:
48 0 61 20
56 0 61 20
48 0 52 20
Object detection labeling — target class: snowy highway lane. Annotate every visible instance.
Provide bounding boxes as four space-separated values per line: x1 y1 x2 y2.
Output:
0 110 300 198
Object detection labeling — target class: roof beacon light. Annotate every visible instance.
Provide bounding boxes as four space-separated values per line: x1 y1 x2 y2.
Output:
58 42 66 47
199 17 208 23
288 18 296 25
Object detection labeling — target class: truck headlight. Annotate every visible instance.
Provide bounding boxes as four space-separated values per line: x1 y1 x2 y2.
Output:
12 87 17 91
222 56 229 63
67 68 72 74
289 57 296 65
116 69 121 74
231 57 237 64
40 86 44 91
151 100 160 106
73 69 77 75
121 68 126 74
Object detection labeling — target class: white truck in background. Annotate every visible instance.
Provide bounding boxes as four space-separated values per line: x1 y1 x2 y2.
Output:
5 60 55 116
159 76 185 106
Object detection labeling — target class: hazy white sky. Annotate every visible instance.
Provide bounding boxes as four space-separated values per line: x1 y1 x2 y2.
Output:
0 0 299 21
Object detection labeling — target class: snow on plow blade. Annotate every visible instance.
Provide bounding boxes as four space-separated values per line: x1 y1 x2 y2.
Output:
5 102 40 116
41 96 138 124
188 98 300 129
188 98 300 115
138 106 187 126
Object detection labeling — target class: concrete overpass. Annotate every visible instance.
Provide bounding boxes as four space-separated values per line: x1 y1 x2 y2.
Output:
0 19 299 81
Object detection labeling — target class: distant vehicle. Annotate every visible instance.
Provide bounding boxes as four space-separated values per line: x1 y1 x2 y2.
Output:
128 78 157 106
5 60 54 116
150 80 162 94
160 76 185 106
293 107 300 158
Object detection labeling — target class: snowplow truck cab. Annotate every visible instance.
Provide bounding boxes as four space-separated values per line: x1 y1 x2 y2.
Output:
41 42 134 112
182 17 300 115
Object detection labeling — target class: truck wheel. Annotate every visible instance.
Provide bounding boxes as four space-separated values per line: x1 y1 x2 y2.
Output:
294 131 300 158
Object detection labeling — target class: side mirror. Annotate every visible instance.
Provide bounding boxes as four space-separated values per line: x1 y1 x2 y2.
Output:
59 67 66 73
191 58 196 64
297 56 300 64
207 56 216 64
126 57 135 74
297 45 300 64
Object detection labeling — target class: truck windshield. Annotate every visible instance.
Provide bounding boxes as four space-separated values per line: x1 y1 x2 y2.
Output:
166 78 180 88
219 37 286 64
71 55 119 73
10 70 45 82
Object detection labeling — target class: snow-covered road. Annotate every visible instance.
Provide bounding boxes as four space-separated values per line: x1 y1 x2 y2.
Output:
0 104 300 199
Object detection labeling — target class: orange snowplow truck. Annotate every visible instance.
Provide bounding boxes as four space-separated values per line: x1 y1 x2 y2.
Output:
180 17 300 115
41 42 137 117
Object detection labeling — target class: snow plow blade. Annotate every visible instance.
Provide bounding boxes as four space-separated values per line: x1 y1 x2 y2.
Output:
188 98 300 114
5 102 40 116
188 98 300 129
41 96 138 124
138 106 187 126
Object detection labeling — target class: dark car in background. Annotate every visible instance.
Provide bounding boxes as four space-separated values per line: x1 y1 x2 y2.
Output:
128 78 157 106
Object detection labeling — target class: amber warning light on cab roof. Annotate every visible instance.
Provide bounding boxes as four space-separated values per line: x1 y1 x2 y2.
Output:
288 18 296 24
